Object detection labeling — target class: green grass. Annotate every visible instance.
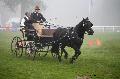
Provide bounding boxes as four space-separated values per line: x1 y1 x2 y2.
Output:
0 31 120 79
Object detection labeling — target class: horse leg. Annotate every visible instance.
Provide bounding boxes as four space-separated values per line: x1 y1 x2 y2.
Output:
55 48 61 62
76 50 81 59
60 48 63 57
51 43 61 62
70 49 81 64
70 52 77 64
57 45 62 62
61 46 68 59
57 52 62 62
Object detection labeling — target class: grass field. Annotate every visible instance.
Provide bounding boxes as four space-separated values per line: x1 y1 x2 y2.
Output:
0 31 120 79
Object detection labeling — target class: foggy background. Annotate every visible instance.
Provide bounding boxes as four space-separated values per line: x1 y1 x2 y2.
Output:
0 0 120 27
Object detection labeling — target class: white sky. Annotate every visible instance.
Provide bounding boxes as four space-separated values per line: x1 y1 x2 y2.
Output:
1 0 120 26
41 0 120 26
42 0 90 27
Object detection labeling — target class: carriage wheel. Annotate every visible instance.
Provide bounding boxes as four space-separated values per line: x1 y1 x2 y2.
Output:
38 43 51 57
11 36 23 57
42 45 50 57
51 52 58 58
25 41 37 60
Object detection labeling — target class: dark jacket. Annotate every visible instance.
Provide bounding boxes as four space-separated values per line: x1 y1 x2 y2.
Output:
24 17 33 29
31 12 46 22
24 17 32 25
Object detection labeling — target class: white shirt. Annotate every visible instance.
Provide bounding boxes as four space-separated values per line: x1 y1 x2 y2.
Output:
20 15 29 26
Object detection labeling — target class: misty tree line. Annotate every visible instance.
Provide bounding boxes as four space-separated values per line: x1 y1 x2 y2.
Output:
0 0 46 25
1 0 46 12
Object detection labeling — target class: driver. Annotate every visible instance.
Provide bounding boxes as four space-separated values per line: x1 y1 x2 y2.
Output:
31 5 46 23
31 5 47 36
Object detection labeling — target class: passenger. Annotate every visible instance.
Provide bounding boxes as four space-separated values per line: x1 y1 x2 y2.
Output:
21 12 31 27
21 12 35 40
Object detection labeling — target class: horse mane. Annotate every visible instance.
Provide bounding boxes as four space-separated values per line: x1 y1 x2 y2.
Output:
74 20 85 38
74 20 83 31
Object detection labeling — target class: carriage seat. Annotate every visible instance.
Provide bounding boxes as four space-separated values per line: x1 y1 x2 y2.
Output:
32 23 55 37
32 23 44 36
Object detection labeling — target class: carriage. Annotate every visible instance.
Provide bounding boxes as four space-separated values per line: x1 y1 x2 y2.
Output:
11 17 94 63
11 22 56 60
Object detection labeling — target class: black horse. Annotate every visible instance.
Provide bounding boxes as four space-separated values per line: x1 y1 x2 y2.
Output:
51 17 94 63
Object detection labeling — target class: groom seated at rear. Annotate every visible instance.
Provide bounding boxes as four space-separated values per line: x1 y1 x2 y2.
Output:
20 12 35 39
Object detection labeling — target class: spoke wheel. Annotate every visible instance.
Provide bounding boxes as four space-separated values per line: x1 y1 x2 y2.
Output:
11 36 23 57
51 52 58 58
25 41 37 60
38 43 51 57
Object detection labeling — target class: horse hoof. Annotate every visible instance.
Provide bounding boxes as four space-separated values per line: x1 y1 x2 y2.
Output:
58 56 62 62
70 61 74 64
43 53 47 57
58 57 62 62
64 56 68 59
59 59 62 62
69 59 74 64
